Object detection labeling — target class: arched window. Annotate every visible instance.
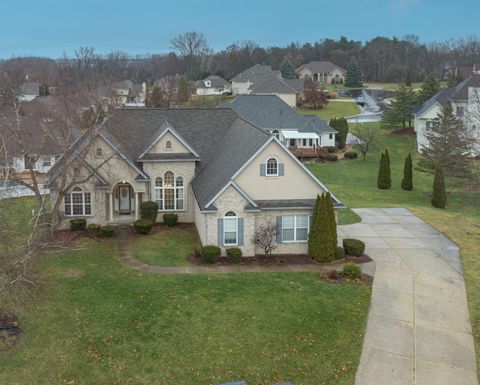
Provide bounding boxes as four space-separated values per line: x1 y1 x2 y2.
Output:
266 157 278 176
166 140 172 149
224 211 237 245
154 172 184 211
64 186 91 216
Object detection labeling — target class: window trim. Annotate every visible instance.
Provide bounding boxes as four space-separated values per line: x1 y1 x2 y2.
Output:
154 172 185 212
223 211 238 246
265 157 279 177
282 215 310 243
64 187 92 217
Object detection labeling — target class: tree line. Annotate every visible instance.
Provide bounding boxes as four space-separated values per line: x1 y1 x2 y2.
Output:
2 33 480 88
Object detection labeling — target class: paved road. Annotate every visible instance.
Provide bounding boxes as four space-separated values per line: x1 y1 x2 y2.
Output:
339 208 478 385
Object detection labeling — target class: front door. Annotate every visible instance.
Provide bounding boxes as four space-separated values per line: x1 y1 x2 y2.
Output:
118 186 131 213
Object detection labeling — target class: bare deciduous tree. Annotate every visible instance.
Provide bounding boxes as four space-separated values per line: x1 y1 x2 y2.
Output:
354 125 381 160
253 223 277 257
171 32 211 80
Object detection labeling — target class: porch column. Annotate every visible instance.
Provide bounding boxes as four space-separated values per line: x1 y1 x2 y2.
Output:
109 192 114 222
135 192 140 220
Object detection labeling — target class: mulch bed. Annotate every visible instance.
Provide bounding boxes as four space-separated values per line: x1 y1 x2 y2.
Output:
320 271 373 285
0 311 22 351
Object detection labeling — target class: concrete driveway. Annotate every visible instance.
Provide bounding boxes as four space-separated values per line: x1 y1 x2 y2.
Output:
339 208 478 385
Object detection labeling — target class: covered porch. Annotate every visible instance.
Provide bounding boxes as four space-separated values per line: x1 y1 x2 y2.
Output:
280 131 328 159
105 181 144 224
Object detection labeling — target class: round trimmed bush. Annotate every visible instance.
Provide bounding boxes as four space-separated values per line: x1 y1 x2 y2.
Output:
343 238 365 257
140 201 158 222
70 218 86 231
226 248 242 263
327 153 338 162
134 219 154 234
101 225 116 238
86 223 101 237
201 246 221 264
163 213 178 227
342 263 362 279
335 246 345 260
345 151 358 159
325 146 336 153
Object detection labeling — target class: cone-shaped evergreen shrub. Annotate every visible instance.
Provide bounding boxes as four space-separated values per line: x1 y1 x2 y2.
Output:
401 153 413 191
377 149 392 189
308 194 335 263
431 167 447 208
326 192 337 252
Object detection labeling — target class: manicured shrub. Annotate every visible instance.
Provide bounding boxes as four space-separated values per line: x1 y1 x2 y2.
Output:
343 238 365 257
335 246 345 260
134 219 154 234
325 146 336 153
326 154 338 162
342 263 362 279
401 152 413 191
140 201 159 222
345 151 358 159
226 248 242 263
70 218 86 231
377 149 392 189
193 244 203 258
163 213 178 227
431 167 447 209
86 223 101 237
309 194 337 263
201 246 221 264
101 225 116 238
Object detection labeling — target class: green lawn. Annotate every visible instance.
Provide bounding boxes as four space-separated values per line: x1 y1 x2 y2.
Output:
365 81 448 92
179 95 233 108
298 101 360 120
133 226 200 266
1 198 371 385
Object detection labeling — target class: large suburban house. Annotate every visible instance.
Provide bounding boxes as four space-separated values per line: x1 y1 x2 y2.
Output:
47 108 341 256
195 75 231 96
231 64 303 108
18 82 40 102
95 80 147 107
296 61 346 85
414 73 480 154
220 95 336 159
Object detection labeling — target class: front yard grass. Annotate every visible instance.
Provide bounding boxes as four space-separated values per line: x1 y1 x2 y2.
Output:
298 101 360 120
133 225 199 266
0 234 371 385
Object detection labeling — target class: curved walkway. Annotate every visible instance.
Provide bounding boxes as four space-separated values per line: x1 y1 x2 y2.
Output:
116 226 332 274
341 208 478 385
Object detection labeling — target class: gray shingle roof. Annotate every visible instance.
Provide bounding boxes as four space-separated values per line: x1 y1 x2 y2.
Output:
250 75 298 94
231 64 275 82
196 75 230 88
296 61 345 74
219 95 336 134
100 108 271 210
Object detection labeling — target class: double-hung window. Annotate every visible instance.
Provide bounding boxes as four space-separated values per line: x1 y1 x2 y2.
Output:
282 215 309 242
223 211 238 245
64 187 91 216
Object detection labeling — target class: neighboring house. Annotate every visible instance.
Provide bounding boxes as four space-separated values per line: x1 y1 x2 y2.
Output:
18 82 40 102
195 75 231 96
219 95 337 158
47 108 341 257
230 64 301 108
296 61 346 85
95 81 147 107
414 74 480 154
0 97 76 183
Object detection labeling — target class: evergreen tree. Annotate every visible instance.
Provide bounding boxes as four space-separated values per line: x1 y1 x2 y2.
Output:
431 167 447 208
280 57 296 79
325 192 337 252
382 85 416 128
377 149 392 189
418 104 473 178
177 76 191 103
330 117 349 149
344 58 363 88
401 153 413 191
417 72 440 104
308 194 335 263
145 86 170 108
405 70 412 87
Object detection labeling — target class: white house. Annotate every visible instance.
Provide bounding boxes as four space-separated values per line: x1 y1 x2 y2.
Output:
195 75 231 96
414 74 480 154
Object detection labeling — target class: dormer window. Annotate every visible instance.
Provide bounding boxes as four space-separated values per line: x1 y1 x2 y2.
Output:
205 80 211 87
166 141 172 149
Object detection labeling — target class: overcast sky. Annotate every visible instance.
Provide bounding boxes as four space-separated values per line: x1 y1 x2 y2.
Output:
1 0 479 58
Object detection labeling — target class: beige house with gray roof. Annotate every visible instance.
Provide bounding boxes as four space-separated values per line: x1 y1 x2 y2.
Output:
47 108 341 257
296 61 346 85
